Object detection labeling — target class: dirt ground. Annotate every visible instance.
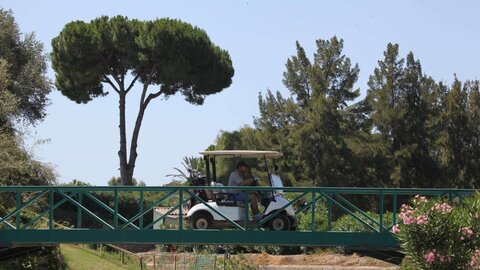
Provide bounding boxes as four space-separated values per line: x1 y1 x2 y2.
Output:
252 252 398 269
138 250 399 269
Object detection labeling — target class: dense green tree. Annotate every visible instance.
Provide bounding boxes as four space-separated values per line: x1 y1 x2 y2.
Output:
466 81 480 188
365 44 404 144
255 37 361 186
255 90 301 184
365 45 441 187
394 53 440 187
51 16 234 185
0 9 51 128
289 37 360 186
0 10 55 190
437 79 480 188
0 59 18 122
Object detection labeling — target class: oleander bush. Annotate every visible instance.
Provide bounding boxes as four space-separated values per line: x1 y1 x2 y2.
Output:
394 193 480 269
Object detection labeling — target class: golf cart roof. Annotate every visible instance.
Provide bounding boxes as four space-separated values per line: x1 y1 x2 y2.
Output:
200 150 283 159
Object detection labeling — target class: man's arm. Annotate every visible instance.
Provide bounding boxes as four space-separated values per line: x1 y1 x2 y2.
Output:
239 170 257 186
239 178 255 186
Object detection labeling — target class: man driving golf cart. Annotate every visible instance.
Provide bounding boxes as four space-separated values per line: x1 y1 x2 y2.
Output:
228 160 261 222
185 150 297 231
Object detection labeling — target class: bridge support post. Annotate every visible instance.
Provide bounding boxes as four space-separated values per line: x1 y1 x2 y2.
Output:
77 193 83 228
379 191 384 233
392 194 397 227
327 193 333 231
49 188 54 229
114 188 118 228
15 192 21 229
179 190 183 230
244 191 249 229
311 191 316 232
139 191 144 229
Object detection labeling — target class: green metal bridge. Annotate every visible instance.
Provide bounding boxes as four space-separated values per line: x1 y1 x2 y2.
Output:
0 185 475 248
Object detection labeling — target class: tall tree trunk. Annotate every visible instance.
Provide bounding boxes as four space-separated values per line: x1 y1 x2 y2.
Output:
119 69 157 185
126 102 147 182
118 91 131 185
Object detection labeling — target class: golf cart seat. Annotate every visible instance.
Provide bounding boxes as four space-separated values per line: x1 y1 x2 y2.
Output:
210 182 246 207
214 192 245 207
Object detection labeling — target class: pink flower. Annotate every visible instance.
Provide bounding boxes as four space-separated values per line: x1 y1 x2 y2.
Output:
416 214 428 225
460 227 474 239
391 224 400 234
398 206 417 225
471 250 480 267
424 251 436 263
404 217 416 225
431 203 452 214
439 255 445 263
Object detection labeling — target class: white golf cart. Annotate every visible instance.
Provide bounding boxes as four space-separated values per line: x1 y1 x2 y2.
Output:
185 150 297 231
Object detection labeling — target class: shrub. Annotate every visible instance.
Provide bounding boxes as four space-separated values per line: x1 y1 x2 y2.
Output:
296 203 328 231
333 211 394 233
0 247 66 270
394 193 480 269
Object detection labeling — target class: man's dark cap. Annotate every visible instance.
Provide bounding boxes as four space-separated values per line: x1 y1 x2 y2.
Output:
236 160 248 169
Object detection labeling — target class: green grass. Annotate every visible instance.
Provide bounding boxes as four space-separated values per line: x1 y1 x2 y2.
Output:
60 244 139 270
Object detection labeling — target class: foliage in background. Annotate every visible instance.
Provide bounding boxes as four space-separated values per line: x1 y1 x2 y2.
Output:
0 9 52 130
0 9 55 189
108 176 141 186
0 132 56 188
0 10 56 216
209 37 480 191
333 211 394 233
0 247 66 270
166 156 205 184
394 194 480 269
296 203 328 231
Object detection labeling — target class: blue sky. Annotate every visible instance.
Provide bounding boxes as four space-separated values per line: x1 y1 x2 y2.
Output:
2 0 479 186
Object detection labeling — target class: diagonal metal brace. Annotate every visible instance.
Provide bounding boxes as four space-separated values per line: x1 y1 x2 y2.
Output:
121 190 177 229
0 190 48 226
335 194 386 231
144 197 190 229
57 190 114 230
319 192 379 233
22 192 75 229
84 192 139 229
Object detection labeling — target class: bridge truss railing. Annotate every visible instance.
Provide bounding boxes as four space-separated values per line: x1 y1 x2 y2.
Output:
0 186 475 247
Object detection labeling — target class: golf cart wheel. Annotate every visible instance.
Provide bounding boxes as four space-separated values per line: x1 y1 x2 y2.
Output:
268 214 291 231
191 211 213 230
